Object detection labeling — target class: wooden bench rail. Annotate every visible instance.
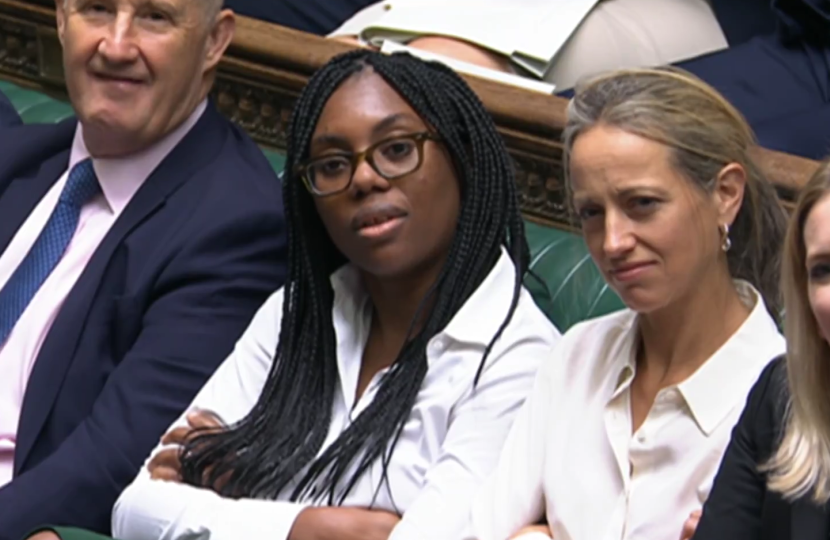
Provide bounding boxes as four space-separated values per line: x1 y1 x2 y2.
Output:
0 0 819 226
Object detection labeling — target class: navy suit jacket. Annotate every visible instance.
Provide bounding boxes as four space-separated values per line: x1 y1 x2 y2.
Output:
678 0 830 160
224 0 375 34
0 89 21 127
710 0 777 45
0 103 288 539
562 0 830 160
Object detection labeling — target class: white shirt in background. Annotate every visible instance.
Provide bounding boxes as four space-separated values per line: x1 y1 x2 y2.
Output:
330 0 727 90
330 0 600 78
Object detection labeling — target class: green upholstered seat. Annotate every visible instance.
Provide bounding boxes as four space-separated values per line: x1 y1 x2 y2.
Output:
46 529 110 540
0 80 624 331
0 81 74 124
524 221 623 330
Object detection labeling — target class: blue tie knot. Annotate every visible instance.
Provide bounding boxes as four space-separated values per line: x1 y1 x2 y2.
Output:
60 159 100 208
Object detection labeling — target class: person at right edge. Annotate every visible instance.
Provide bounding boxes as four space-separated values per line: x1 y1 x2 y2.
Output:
688 160 830 540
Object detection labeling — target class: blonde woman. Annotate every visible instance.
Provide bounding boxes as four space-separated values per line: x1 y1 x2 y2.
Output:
465 68 789 540
691 160 830 540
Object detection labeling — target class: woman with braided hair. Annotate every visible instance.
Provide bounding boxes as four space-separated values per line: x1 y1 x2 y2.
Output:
109 50 559 540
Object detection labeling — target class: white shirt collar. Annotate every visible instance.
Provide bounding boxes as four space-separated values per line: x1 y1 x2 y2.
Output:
678 281 780 435
68 99 207 216
329 246 520 357
610 280 782 436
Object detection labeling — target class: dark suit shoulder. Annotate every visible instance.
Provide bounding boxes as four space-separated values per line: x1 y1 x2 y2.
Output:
0 88 21 127
755 355 787 401
0 118 76 189
189 113 282 206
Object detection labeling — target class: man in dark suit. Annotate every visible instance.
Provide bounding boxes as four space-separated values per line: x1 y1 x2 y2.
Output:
0 0 287 538
0 89 21 126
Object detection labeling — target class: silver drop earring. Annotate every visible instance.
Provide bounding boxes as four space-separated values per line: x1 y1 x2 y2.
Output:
720 223 732 252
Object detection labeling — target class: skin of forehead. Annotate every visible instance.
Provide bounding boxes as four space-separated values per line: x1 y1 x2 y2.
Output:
63 0 222 17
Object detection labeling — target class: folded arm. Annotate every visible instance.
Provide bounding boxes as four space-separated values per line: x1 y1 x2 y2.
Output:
115 297 556 540
110 284 313 540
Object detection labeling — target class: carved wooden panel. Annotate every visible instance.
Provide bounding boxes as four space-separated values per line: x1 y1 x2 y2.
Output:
211 76 297 150
0 15 38 78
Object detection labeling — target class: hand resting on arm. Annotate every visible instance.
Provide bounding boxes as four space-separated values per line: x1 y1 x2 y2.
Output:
149 410 401 540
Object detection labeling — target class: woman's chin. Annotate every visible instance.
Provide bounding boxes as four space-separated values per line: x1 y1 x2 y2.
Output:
617 292 666 316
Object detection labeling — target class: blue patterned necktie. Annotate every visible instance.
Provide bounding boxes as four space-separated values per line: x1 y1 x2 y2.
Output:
0 159 100 345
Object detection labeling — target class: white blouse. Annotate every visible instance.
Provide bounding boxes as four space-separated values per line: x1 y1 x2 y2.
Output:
468 281 786 540
112 248 561 540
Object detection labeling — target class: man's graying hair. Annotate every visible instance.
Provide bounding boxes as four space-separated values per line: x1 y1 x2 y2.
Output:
562 67 788 319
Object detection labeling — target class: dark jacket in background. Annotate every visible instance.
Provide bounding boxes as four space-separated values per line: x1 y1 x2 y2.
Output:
677 0 830 160
710 0 778 45
556 0 829 160
224 0 376 34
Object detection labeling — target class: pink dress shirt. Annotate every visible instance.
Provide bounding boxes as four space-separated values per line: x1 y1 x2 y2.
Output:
0 101 207 486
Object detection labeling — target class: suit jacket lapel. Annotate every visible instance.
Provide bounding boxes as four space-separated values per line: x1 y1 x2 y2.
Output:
0 119 76 193
791 497 830 540
0 120 76 255
0 152 69 255
15 103 229 469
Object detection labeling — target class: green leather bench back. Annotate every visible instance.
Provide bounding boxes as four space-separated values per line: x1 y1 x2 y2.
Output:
524 221 622 330
0 80 625 331
0 81 74 123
